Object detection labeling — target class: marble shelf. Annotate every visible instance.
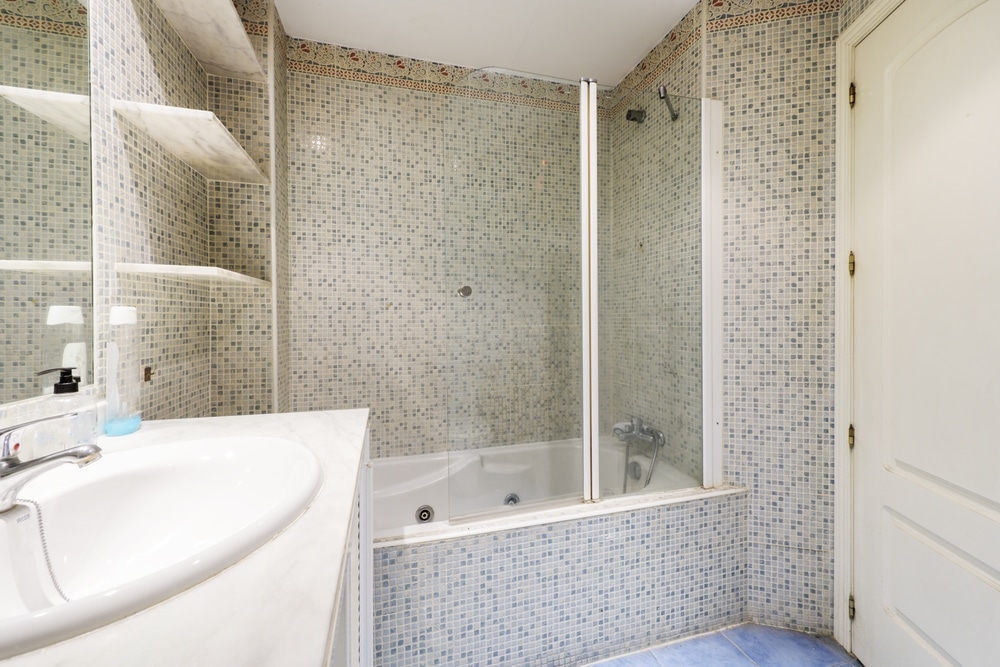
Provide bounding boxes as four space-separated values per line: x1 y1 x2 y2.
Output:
116 263 270 288
151 0 265 81
0 86 90 141
0 260 92 273
114 101 268 184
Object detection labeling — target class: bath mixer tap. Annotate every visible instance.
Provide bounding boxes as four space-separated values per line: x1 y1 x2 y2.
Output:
612 416 664 493
0 414 101 512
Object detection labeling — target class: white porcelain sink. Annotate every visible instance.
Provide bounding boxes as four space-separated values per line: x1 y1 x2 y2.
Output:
0 436 321 658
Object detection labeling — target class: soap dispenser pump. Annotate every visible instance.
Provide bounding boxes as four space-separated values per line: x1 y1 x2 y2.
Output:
37 367 81 394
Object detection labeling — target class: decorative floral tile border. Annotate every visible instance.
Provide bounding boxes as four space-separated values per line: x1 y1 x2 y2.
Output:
0 0 87 36
707 0 843 30
243 22 268 37
0 0 86 25
287 39 580 114
281 0 842 117
235 0 268 26
605 2 702 114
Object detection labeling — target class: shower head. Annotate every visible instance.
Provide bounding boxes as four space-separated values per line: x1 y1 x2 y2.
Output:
625 109 646 124
658 86 679 122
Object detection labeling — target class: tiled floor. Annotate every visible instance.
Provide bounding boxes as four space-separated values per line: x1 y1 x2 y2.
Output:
588 624 860 667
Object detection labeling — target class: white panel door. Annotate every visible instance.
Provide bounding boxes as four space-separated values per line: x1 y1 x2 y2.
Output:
852 0 1000 665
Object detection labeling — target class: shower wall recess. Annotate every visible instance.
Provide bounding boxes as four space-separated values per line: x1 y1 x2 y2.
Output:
89 0 289 419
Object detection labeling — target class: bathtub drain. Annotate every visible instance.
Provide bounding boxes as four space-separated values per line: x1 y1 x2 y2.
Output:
504 493 520 506
415 505 435 523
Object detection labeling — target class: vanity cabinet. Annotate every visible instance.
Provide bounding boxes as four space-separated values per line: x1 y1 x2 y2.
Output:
0 410 372 666
330 427 373 667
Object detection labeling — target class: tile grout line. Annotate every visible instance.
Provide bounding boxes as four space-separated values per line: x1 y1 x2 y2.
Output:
720 631 763 667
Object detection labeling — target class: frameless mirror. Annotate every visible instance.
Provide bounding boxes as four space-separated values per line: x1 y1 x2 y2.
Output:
0 1 92 403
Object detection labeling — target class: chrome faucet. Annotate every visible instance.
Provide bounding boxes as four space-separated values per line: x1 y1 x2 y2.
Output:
612 415 665 493
0 414 102 512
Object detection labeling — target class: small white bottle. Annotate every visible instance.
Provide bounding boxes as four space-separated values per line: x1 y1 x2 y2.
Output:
105 306 141 436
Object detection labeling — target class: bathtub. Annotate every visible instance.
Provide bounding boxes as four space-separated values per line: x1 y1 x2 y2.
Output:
373 437 701 541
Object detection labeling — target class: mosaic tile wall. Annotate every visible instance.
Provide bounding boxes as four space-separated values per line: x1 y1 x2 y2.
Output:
87 0 280 420
90 0 208 420
441 90 581 452
0 6 91 402
704 0 841 633
208 3 274 417
272 11 291 413
603 90 705 483
839 0 875 31
287 76 445 448
374 492 747 667
287 64 581 458
600 0 706 483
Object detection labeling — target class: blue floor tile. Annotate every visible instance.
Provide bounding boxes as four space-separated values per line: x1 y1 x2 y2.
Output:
722 624 853 667
589 651 661 667
649 632 756 667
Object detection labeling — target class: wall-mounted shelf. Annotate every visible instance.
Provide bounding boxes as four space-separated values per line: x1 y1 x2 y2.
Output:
151 0 265 82
0 86 90 141
114 101 268 184
0 260 92 273
116 263 270 287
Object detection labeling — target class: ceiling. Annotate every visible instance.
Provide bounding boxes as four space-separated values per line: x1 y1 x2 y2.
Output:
273 0 699 87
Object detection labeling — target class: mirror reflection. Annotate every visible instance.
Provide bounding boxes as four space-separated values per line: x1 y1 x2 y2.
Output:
0 0 92 403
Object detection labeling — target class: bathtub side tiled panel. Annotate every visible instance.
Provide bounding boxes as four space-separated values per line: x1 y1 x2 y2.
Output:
374 492 747 667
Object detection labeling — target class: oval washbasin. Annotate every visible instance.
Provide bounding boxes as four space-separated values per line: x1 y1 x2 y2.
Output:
0 436 322 659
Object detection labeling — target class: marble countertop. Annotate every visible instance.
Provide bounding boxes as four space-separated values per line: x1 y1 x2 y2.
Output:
2 408 369 666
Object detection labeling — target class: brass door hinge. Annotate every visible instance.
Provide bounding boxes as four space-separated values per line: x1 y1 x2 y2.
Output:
849 594 856 620
849 251 856 277
849 424 855 450
849 82 856 108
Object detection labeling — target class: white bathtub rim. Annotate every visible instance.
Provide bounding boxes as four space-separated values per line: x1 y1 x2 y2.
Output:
375 484 746 548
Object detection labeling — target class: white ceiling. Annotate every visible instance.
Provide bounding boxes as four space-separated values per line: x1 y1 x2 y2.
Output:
273 0 698 87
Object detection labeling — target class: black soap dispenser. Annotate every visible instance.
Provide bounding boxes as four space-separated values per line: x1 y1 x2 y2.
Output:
37 367 81 394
